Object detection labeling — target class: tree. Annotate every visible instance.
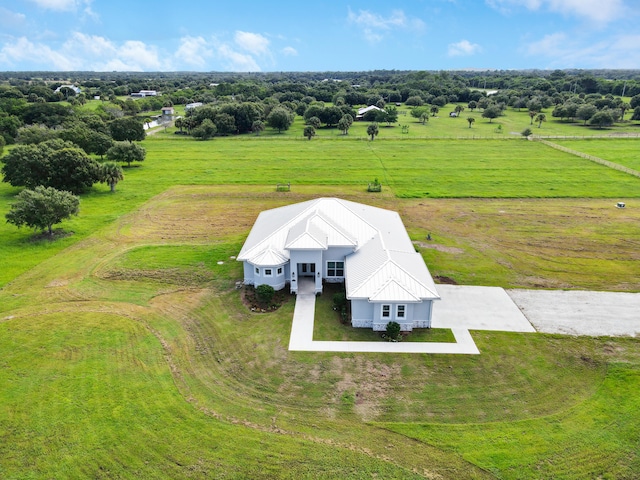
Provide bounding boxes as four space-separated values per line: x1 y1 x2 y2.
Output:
47 147 101 194
528 110 537 125
576 104 597 125
430 105 440 117
482 105 501 123
16 125 57 144
266 107 294 133
1 140 100 193
192 118 217 140
620 102 631 121
174 117 184 133
468 100 477 111
631 107 640 121
99 162 124 192
367 122 379 141
213 113 236 135
467 117 475 128
337 114 353 135
378 105 398 126
589 111 614 129
109 117 146 143
5 186 79 236
405 95 423 106
454 105 465 116
535 113 547 128
303 125 316 140
251 120 265 135
307 116 321 129
521 127 533 137
106 141 146 167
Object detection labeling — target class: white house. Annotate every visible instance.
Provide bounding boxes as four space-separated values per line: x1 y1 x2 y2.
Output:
54 85 81 94
131 90 158 98
356 105 384 120
185 102 203 110
237 198 440 331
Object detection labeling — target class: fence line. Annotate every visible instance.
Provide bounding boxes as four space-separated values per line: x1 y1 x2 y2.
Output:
533 138 640 179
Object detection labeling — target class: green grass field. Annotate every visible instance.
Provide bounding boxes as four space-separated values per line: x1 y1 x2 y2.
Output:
1 113 639 478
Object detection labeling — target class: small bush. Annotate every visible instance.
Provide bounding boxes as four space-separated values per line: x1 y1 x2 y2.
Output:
521 127 533 137
255 284 275 305
386 321 401 341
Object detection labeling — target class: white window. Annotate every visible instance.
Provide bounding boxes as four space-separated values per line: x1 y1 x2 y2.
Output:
382 305 390 318
277 267 283 275
397 305 406 319
255 267 260 275
264 269 272 277
327 261 344 277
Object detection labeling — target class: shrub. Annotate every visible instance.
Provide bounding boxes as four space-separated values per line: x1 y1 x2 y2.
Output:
521 127 533 137
255 284 275 305
386 321 401 341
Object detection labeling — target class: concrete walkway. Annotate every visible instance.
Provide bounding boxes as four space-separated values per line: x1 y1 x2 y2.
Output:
288 282 640 355
289 279 481 354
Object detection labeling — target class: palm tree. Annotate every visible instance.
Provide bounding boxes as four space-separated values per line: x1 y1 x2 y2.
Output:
535 113 547 128
467 117 475 128
430 106 439 117
367 123 379 141
529 110 537 125
100 162 124 193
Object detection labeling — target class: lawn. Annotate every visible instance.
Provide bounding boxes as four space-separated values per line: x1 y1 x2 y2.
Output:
1 190 638 478
1 120 640 478
3 133 640 287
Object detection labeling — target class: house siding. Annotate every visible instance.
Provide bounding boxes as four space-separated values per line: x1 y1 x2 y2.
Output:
289 249 323 294
351 300 374 328
322 247 353 283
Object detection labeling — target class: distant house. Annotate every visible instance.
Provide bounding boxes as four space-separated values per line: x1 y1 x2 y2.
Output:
161 106 174 116
131 90 158 98
185 102 203 110
54 85 81 94
449 112 458 117
237 198 440 331
356 105 384 121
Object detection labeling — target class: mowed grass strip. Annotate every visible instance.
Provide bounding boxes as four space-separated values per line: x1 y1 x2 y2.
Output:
142 136 640 198
552 137 640 172
383 364 640 479
0 312 437 480
2 135 640 287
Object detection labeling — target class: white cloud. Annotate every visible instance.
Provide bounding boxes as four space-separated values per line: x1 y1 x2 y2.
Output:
448 39 482 57
234 31 270 55
0 8 26 29
175 36 212 68
0 32 164 71
282 46 298 56
217 43 261 71
347 8 425 43
524 31 640 68
0 36 76 70
486 0 626 23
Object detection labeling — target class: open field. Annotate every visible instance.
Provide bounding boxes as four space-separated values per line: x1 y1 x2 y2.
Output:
1 186 639 478
2 131 640 287
1 120 640 478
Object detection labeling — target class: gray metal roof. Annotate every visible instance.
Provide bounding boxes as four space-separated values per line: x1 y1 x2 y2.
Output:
238 198 439 302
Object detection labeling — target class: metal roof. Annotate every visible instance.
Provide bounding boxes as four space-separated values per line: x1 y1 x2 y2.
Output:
238 198 439 302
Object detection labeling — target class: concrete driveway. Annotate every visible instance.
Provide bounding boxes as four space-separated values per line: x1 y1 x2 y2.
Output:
508 289 640 337
432 285 535 333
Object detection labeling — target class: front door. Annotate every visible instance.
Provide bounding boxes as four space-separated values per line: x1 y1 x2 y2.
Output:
299 263 315 277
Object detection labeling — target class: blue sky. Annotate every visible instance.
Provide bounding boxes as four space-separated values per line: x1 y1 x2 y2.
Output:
0 0 639 72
